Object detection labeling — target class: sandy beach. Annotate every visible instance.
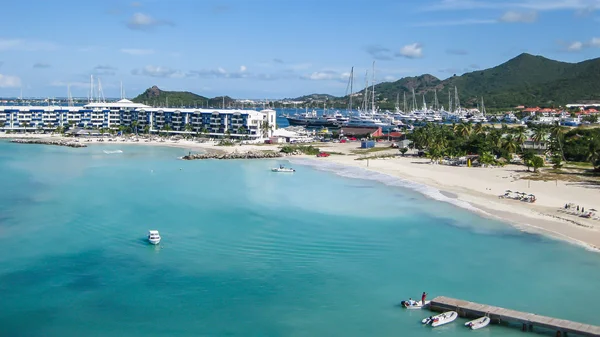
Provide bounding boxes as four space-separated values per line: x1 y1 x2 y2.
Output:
3 133 600 251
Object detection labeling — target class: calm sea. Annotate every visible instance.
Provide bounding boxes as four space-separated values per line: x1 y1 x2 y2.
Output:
0 141 599 337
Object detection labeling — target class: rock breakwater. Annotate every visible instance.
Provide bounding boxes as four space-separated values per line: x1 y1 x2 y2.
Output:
11 138 87 148
182 150 297 160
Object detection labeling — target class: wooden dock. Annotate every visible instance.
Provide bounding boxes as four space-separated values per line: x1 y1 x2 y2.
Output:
429 296 600 337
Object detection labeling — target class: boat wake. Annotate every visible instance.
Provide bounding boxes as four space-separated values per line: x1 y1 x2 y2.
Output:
289 158 488 215
103 150 123 154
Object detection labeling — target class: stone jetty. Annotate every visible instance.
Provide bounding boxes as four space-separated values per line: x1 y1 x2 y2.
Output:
10 138 87 148
182 150 300 160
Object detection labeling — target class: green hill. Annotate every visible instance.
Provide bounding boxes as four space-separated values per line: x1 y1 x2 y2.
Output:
335 53 600 109
132 86 235 108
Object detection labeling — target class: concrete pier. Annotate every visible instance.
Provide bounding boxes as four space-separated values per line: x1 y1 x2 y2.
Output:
429 296 600 336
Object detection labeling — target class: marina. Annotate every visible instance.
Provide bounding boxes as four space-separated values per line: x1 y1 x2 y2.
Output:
429 296 600 336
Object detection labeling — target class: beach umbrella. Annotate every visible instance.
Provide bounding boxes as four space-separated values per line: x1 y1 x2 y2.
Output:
506 189 512 192
590 208 597 211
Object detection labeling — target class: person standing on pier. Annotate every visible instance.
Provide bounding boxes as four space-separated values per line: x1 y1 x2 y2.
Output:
422 292 427 305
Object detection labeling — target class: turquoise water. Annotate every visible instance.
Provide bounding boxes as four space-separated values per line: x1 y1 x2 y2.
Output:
1 141 599 337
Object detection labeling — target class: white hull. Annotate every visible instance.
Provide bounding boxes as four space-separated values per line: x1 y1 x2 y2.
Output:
465 316 490 330
422 311 458 327
402 300 430 309
271 168 295 172
148 230 161 245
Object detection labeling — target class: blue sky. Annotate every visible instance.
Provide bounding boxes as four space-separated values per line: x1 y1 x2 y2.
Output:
0 0 599 99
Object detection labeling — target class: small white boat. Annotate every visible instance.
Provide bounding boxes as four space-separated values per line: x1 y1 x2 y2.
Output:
148 230 161 245
465 316 490 330
271 165 295 173
422 311 458 327
401 300 430 309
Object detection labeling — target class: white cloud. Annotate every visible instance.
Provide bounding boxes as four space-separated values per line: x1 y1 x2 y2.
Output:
126 12 173 30
0 74 21 88
301 70 350 82
397 43 424 59
423 0 600 11
499 10 538 22
565 37 600 51
50 81 90 89
411 19 496 27
567 41 584 51
0 38 57 52
93 65 118 76
131 65 184 78
288 63 313 71
364 45 394 60
33 62 51 69
240 65 247 72
121 48 154 55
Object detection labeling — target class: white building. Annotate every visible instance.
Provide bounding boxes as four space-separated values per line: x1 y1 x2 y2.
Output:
0 99 276 138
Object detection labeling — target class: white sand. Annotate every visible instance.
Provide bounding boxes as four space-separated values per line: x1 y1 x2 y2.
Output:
314 142 600 251
4 133 600 250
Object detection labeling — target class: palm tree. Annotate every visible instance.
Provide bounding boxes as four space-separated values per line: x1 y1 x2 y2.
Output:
143 125 150 134
21 121 28 132
514 126 527 147
473 123 484 136
531 126 548 152
455 122 473 138
131 121 139 135
586 134 600 171
502 134 518 154
163 124 172 135
201 126 209 137
261 121 272 138
549 122 566 161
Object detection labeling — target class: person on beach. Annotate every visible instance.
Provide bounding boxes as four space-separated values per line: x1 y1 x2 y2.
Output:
422 292 427 304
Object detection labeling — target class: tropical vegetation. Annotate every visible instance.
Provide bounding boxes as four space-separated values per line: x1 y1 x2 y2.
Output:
132 85 235 108
406 123 600 172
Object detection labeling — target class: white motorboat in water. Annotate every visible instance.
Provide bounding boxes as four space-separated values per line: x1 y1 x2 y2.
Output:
422 311 458 327
401 299 430 309
148 230 161 245
465 316 490 330
271 165 295 173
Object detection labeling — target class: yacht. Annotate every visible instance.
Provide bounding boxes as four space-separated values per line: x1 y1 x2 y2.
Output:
148 230 161 245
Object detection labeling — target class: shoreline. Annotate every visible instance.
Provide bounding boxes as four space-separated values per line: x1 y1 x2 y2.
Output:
3 133 600 251
302 146 600 252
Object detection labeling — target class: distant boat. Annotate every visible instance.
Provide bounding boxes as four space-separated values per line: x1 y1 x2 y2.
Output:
271 165 295 173
465 316 490 330
148 230 161 245
103 150 123 154
401 299 430 310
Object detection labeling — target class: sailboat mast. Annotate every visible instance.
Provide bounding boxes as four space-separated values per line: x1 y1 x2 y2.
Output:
481 97 486 116
434 90 439 111
371 61 376 113
403 92 407 112
454 86 460 112
363 70 369 112
349 67 354 112
90 75 94 103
